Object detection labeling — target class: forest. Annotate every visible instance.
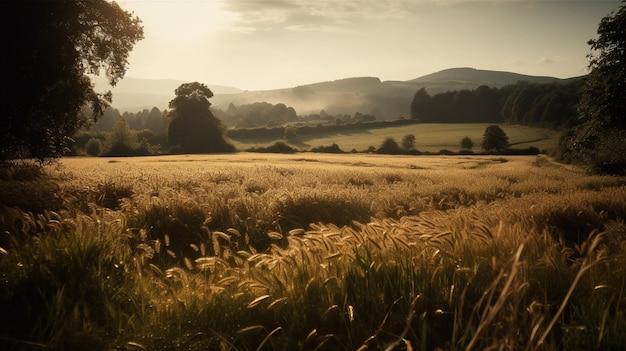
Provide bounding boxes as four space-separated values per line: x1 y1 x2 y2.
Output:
409 80 583 128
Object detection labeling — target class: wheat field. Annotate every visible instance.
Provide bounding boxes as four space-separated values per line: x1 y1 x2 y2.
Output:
1 153 625 350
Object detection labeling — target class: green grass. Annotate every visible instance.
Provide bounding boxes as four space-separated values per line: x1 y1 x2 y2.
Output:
230 123 561 152
0 154 624 350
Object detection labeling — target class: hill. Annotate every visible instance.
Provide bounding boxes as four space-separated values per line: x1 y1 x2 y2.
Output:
92 76 243 112
409 67 567 86
101 68 581 118
212 68 578 120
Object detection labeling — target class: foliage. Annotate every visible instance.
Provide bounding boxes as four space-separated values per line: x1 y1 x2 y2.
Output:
500 81 581 129
311 143 344 153
229 102 298 128
246 141 298 154
401 134 416 150
376 137 402 155
168 82 236 154
556 1 626 174
409 81 581 128
283 126 299 142
482 125 509 152
461 136 474 150
1 1 143 162
85 138 102 157
102 118 140 156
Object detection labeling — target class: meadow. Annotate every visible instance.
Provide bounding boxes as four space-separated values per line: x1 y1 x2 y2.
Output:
1 153 625 350
229 123 560 152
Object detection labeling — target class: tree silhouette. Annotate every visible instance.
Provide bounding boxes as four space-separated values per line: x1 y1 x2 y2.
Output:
376 137 402 155
401 134 416 150
1 1 143 161
167 82 235 154
557 1 626 174
460 136 474 150
482 125 509 152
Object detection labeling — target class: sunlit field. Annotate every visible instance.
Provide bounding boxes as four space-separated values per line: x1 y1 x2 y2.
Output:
1 153 625 350
230 123 560 152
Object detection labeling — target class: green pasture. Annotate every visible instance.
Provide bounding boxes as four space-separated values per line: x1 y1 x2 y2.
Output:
230 123 561 152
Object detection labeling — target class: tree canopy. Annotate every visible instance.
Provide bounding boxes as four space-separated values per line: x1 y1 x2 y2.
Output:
482 125 509 152
557 1 626 174
167 82 235 154
1 0 143 161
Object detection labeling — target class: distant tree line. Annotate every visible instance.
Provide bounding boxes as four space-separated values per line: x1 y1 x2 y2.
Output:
72 106 169 156
410 80 583 129
227 119 416 141
217 103 377 129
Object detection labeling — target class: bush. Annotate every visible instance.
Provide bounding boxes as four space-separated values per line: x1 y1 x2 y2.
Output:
85 138 102 156
482 125 509 152
376 137 402 155
311 143 344 153
460 136 474 150
246 142 298 154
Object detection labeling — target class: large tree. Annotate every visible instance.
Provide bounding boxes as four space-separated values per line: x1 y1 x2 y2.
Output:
1 1 143 161
482 125 509 152
167 82 236 153
557 1 626 174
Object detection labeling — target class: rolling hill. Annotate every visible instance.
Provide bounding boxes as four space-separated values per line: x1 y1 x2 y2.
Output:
104 68 582 118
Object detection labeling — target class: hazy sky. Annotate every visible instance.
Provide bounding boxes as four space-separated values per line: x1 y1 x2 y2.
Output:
116 0 621 91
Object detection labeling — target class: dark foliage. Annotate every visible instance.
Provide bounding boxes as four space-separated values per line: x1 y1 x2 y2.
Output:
556 1 626 174
482 125 509 152
1 1 143 161
409 81 582 129
311 143 344 153
246 142 298 154
167 82 236 154
376 137 402 155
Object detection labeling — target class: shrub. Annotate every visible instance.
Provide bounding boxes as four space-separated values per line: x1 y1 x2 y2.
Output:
85 138 102 156
311 143 344 153
376 137 402 155
482 125 509 152
247 141 298 154
460 136 474 150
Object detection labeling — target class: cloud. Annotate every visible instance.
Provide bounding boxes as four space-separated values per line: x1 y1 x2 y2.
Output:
284 24 352 33
220 0 416 30
537 57 555 65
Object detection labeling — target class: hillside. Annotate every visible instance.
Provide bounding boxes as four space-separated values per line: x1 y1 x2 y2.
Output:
102 68 581 119
410 67 567 86
92 76 243 112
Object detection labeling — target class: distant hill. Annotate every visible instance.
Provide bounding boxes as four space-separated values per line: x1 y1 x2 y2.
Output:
212 68 580 119
93 76 243 112
101 68 582 118
409 67 566 86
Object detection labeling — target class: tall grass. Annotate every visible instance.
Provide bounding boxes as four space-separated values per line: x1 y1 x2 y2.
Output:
0 154 625 350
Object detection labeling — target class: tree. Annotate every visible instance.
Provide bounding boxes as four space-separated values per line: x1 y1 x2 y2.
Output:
557 1 626 174
410 88 431 121
145 107 167 135
104 118 139 156
1 1 143 161
401 134 416 150
376 137 402 155
482 125 509 152
460 136 474 150
167 82 235 154
85 138 102 157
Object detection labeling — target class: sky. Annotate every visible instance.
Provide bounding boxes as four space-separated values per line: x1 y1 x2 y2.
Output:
115 0 622 91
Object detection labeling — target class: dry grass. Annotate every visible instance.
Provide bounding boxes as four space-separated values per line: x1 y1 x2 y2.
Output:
0 153 625 350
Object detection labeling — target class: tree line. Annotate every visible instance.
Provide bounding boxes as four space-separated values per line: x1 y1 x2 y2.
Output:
410 80 583 129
